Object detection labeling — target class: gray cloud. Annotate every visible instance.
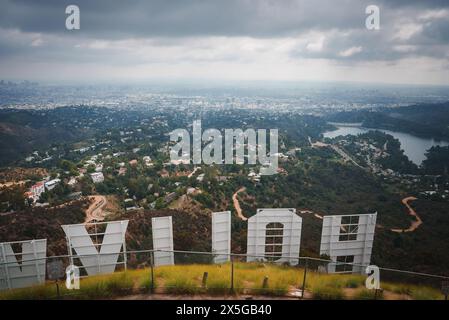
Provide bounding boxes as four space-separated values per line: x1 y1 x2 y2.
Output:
0 0 448 84
0 0 382 38
420 18 449 44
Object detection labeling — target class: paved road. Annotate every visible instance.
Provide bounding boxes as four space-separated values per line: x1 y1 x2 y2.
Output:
308 136 364 169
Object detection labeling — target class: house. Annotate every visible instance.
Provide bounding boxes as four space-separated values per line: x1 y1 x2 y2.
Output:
124 198 139 211
174 170 191 177
248 171 261 182
286 148 301 157
170 159 190 165
29 182 45 202
164 192 178 204
23 191 33 202
118 167 127 176
277 167 288 175
186 187 201 195
90 172 104 183
67 177 77 186
85 160 96 166
274 152 289 160
143 156 153 167
113 152 125 157
129 159 138 167
76 147 90 153
159 169 169 178
34 202 49 207
196 173 205 182
45 179 61 191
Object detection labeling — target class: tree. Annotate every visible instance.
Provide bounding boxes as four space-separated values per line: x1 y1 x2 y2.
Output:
422 146 449 175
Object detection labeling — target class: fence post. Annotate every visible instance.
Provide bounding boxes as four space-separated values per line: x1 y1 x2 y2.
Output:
262 276 269 289
230 256 234 294
301 258 308 299
150 251 155 294
55 280 60 299
202 272 208 288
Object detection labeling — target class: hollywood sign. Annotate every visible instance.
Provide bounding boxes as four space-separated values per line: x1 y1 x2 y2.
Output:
0 209 377 290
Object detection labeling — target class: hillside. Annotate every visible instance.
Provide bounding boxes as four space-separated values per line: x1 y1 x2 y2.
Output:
0 200 88 256
326 102 449 140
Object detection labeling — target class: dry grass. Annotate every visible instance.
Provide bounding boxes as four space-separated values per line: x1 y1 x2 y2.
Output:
0 263 443 300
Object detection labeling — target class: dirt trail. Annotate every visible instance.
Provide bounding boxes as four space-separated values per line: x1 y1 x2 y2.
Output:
391 196 422 233
85 195 107 223
232 187 248 221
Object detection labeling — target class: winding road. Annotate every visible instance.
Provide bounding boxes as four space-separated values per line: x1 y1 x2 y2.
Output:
232 187 248 221
84 195 107 223
391 196 422 233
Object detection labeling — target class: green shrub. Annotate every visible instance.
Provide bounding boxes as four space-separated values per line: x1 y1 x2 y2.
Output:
344 277 363 289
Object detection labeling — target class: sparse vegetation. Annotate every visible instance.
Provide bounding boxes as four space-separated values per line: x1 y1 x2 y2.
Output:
352 288 383 300
0 263 443 300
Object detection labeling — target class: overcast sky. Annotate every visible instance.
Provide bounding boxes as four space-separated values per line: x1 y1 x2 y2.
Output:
0 0 448 85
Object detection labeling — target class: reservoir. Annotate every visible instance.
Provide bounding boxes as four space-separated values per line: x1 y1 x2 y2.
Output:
322 126 449 165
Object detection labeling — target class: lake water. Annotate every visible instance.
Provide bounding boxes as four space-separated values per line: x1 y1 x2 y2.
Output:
322 126 449 165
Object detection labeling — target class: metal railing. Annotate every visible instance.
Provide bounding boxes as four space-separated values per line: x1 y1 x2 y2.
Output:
1 249 448 300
